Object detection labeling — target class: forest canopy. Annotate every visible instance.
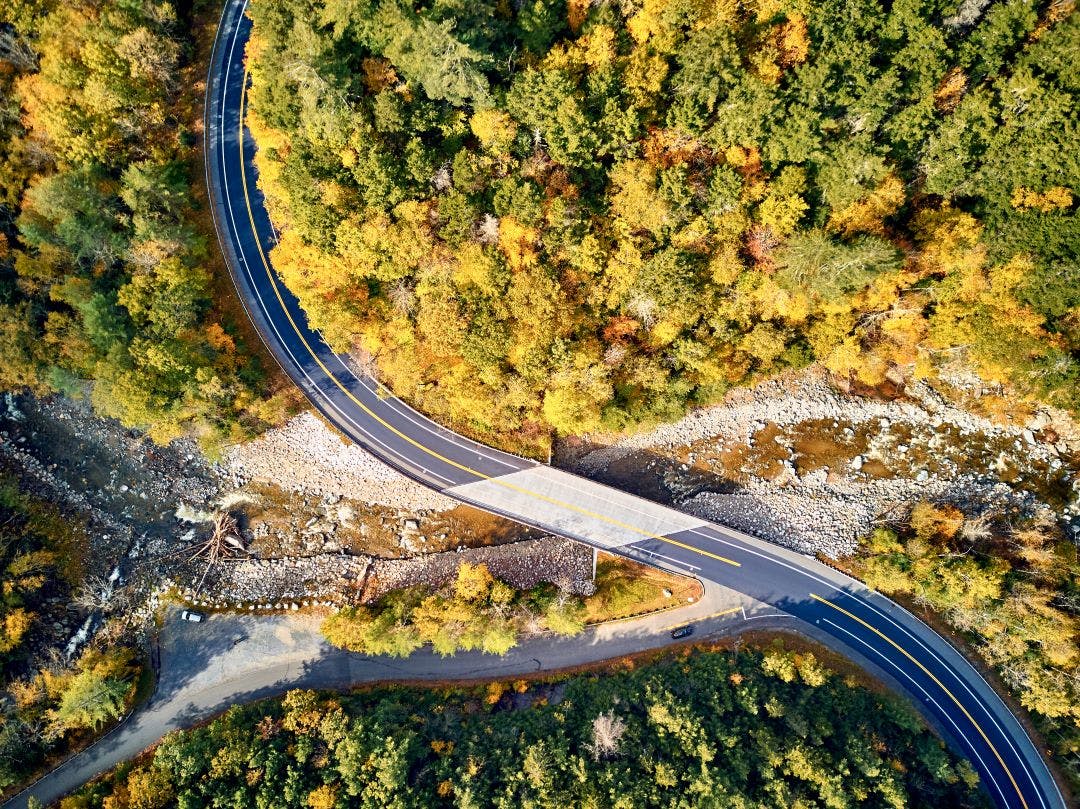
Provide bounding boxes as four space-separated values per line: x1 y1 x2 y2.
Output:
0 0 285 449
854 501 1080 791
0 470 142 793
246 0 1078 450
67 648 985 809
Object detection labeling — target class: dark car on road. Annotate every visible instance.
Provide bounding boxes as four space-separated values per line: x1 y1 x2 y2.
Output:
670 625 694 639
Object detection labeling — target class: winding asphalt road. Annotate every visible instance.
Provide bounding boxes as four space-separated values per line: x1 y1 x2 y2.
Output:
7 2 1060 807
4 583 781 809
196 2 1066 807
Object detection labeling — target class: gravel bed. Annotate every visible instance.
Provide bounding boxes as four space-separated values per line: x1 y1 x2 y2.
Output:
369 536 595 598
684 473 1037 557
222 411 457 511
566 367 1080 558
176 536 594 608
575 368 1077 476
177 553 371 609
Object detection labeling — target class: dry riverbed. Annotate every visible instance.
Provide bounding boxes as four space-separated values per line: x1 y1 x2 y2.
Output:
4 364 1077 652
558 367 1080 557
0 394 579 639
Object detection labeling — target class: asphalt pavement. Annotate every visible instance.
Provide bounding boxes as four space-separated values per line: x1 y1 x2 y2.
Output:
4 583 779 808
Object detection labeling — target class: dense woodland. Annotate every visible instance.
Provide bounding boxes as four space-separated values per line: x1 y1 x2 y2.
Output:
67 647 985 808
0 0 285 449
0 472 142 794
0 0 1077 802
855 503 1080 791
246 0 1078 450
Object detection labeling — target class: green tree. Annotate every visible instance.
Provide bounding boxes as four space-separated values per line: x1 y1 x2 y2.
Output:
48 669 130 735
374 3 490 107
776 232 903 299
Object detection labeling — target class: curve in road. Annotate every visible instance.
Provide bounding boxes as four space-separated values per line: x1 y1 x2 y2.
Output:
2 584 777 809
196 2 1065 807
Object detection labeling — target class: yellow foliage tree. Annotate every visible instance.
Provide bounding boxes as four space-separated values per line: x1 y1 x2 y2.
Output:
624 48 669 108
307 785 338 809
0 608 33 653
827 173 906 237
270 230 361 351
909 502 964 541
776 12 810 67
739 321 787 367
470 108 518 154
497 216 541 272
454 563 495 602
452 242 499 293
1010 186 1074 212
542 364 612 435
609 160 669 237
913 206 985 279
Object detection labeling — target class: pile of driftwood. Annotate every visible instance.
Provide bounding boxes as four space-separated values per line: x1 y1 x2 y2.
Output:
189 512 248 591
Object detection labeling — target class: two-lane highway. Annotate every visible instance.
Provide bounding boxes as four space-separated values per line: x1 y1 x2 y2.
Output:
204 2 1065 806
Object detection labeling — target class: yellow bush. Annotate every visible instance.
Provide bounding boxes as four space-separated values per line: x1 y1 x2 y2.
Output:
484 681 507 704
307 785 338 809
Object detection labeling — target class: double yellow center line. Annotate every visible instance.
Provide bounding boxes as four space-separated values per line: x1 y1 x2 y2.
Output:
811 594 1027 809
234 68 738 569
226 48 1036 809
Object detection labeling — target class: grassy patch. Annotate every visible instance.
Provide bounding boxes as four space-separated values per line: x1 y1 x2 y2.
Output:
585 553 700 623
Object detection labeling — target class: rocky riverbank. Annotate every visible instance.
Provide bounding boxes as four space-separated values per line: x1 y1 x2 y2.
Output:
0 394 560 634
222 411 456 512
561 367 1080 557
5 363 1078 629
174 536 594 609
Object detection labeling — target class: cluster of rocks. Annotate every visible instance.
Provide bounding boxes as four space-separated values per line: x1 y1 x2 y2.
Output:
176 553 371 609
684 473 1041 557
0 425 134 558
222 411 457 511
368 536 595 599
178 536 595 609
0 394 222 658
392 515 459 554
567 367 1080 558
575 368 1078 477
30 393 218 511
0 395 218 565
